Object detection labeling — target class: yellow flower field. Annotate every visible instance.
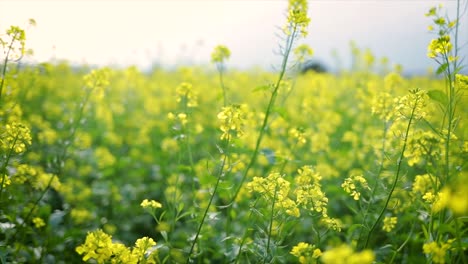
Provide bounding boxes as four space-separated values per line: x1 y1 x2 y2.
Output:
1 1 467 263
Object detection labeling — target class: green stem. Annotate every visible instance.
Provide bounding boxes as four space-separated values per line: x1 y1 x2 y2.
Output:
454 217 467 263
364 99 418 248
229 25 298 205
186 143 230 263
358 121 389 249
0 31 19 105
264 183 279 263
216 63 227 107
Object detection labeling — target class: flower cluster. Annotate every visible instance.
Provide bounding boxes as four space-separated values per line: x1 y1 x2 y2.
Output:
341 173 370 201
427 36 453 59
371 92 394 121
294 166 341 231
1 122 32 154
76 229 158 264
423 239 455 264
217 104 248 141
247 172 300 217
425 5 457 62
382 216 397 232
83 68 110 100
288 127 308 145
404 130 443 166
393 89 428 121
290 242 322 263
321 244 374 264
141 199 163 210
2 25 27 60
211 45 231 64
176 82 198 108
293 44 314 63
284 0 311 37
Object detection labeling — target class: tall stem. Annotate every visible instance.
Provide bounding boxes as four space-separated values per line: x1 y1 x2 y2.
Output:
364 100 418 248
230 26 298 205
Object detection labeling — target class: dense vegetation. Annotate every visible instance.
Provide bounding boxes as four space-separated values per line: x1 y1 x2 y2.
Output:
1 1 467 263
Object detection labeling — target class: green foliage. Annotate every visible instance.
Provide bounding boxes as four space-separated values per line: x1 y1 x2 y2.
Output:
1 1 467 264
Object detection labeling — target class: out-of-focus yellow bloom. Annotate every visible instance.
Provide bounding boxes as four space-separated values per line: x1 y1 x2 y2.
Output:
32 217 46 228
211 45 231 63
423 239 455 264
141 199 162 210
321 244 374 264
382 216 398 232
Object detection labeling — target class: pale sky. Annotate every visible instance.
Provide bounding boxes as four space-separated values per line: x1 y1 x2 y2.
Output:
1 0 467 74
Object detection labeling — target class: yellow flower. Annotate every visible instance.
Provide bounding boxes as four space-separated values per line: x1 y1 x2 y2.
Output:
342 173 370 201
423 240 454 264
284 0 311 37
427 35 452 59
141 199 163 210
290 242 322 263
382 216 397 232
76 229 114 263
294 44 314 63
211 45 231 63
132 237 157 261
32 217 46 228
217 104 248 140
176 82 198 108
321 244 374 264
1 122 32 154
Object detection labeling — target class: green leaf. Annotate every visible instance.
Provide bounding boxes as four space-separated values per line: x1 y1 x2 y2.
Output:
427 90 448 105
436 63 449 75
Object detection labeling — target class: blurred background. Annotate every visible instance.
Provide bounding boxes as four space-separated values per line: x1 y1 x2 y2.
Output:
1 0 467 75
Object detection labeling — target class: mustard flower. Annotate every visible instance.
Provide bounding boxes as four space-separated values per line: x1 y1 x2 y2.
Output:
247 172 299 217
94 147 116 169
32 172 60 191
176 82 198 108
211 45 231 63
412 173 438 195
342 173 370 201
284 0 311 37
446 185 468 215
70 208 94 225
382 216 397 232
32 217 46 228
111 243 138 264
423 239 455 264
294 166 328 214
321 216 342 232
217 104 248 141
456 74 468 90
76 229 114 263
427 35 452 59
132 237 157 261
3 25 26 60
1 122 32 154
371 92 394 121
141 199 162 210
290 242 322 264
321 244 374 264
393 88 428 121
289 127 308 145
404 131 443 166
83 68 110 100
1 175 10 187
294 44 314 63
